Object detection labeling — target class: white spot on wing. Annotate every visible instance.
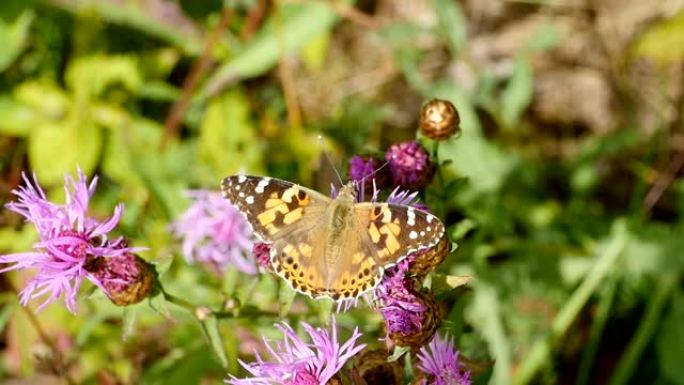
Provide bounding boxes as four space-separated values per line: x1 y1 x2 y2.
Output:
255 179 269 193
238 175 247 183
407 208 416 226
246 196 255 204
239 192 245 198
409 230 418 239
426 214 434 223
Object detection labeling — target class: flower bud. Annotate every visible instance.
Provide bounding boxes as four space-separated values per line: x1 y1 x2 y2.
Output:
408 235 450 277
353 349 404 385
389 290 441 350
252 242 272 270
420 99 460 140
88 253 155 306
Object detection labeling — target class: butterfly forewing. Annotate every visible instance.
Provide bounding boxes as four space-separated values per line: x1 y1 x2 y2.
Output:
221 175 329 242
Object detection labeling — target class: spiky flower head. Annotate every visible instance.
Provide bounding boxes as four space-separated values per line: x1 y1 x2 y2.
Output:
374 260 440 349
0 170 141 313
348 155 388 190
415 333 471 385
227 319 366 385
172 190 256 274
385 141 434 191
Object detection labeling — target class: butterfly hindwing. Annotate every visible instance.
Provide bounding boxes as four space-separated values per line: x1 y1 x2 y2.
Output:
355 202 446 266
221 175 329 242
269 225 329 298
320 203 446 300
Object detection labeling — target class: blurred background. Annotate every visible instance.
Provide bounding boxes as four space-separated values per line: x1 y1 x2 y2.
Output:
1 0 684 384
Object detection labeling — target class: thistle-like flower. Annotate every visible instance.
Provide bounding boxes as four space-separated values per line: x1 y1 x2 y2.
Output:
172 190 256 274
227 319 366 385
415 333 471 385
0 171 140 313
252 242 272 270
385 141 434 191
349 155 388 189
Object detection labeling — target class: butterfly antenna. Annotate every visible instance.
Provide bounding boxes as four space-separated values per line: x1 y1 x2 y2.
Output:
359 154 395 186
318 135 344 186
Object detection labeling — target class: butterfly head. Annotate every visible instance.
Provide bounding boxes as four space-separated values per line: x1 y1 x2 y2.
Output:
336 181 358 204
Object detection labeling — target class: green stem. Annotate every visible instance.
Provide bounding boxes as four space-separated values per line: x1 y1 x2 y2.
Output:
512 220 628 385
576 276 617 385
159 287 196 312
608 273 678 385
159 284 278 319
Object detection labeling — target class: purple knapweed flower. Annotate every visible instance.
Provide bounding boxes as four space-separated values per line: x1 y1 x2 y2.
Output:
416 333 471 385
374 260 426 336
252 242 272 270
349 155 379 182
227 319 366 385
385 141 434 190
172 190 256 274
0 171 137 313
348 155 388 191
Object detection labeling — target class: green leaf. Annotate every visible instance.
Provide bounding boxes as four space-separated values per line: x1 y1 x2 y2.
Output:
633 10 684 63
657 290 684 384
198 316 229 369
468 283 511 385
0 302 16 334
278 281 297 317
432 274 472 297
300 33 330 72
200 2 344 98
0 226 36 253
65 54 142 98
388 345 411 362
48 0 202 55
28 120 102 185
450 218 477 241
122 305 138 342
317 298 334 325
432 0 466 54
0 10 33 71
501 56 533 127
14 80 70 119
0 95 41 137
153 255 175 279
137 80 181 102
198 88 263 178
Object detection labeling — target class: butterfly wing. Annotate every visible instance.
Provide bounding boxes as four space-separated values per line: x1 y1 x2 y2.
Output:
323 203 447 300
357 202 446 265
221 175 330 242
221 175 331 297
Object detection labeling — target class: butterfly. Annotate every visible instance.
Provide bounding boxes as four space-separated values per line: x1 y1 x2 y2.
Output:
221 175 445 300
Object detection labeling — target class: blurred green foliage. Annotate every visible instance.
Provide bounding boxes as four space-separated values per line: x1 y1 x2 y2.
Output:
0 1 683 385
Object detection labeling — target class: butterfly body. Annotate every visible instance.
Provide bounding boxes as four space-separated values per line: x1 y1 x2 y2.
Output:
221 175 445 300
